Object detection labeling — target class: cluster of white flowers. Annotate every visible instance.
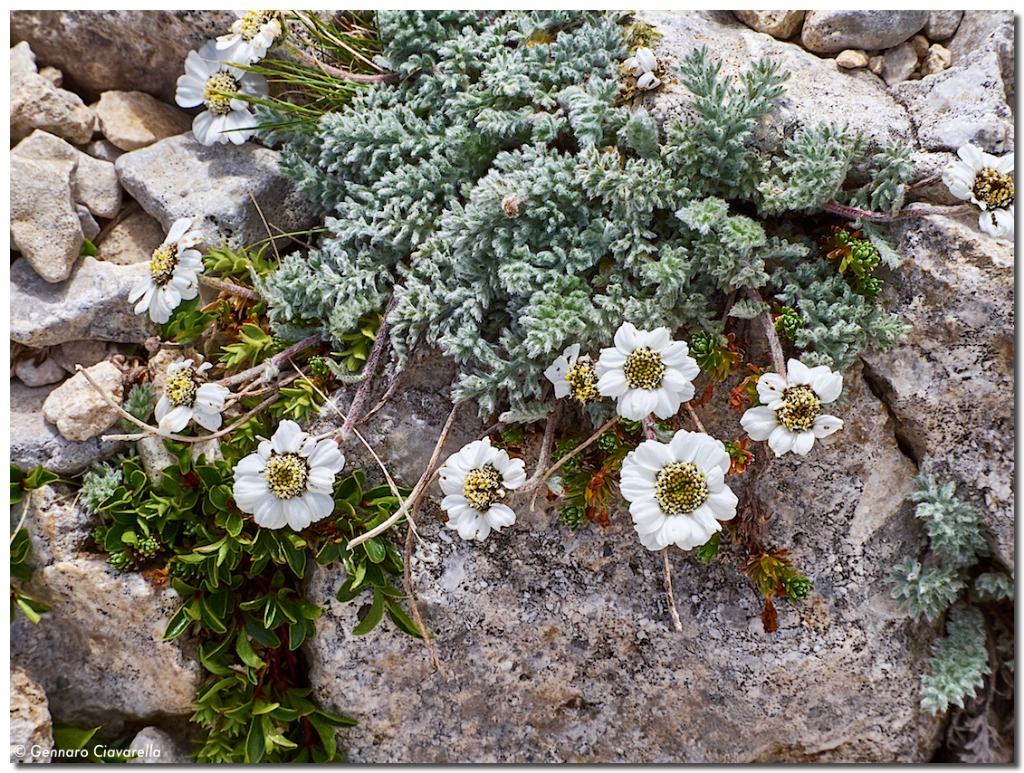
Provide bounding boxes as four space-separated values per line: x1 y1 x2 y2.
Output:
943 143 1014 241
130 217 205 323
623 47 661 91
175 11 283 146
155 359 232 434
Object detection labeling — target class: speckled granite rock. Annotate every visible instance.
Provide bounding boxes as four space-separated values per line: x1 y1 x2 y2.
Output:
10 667 53 764
863 216 1013 570
11 11 236 101
14 357 67 388
638 11 912 152
19 484 95 568
115 134 318 251
11 381 123 476
11 557 201 729
10 257 155 347
304 362 943 762
924 11 963 41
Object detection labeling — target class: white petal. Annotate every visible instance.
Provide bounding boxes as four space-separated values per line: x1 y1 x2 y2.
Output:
756 372 787 404
791 431 816 456
596 368 628 398
254 497 287 528
613 322 639 353
741 406 778 441
234 453 266 479
811 370 843 404
652 387 682 419
166 218 193 244
305 492 335 522
158 406 192 434
812 414 844 439
486 503 517 530
285 498 314 531
272 420 305 454
308 439 345 474
193 409 223 431
786 358 813 386
768 425 797 457
635 47 657 73
501 459 527 490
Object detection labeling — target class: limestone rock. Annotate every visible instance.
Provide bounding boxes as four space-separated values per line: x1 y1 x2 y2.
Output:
924 11 963 41
731 11 804 39
14 129 122 219
95 91 192 152
801 11 928 55
835 50 868 70
10 667 53 764
11 557 202 729
126 727 190 764
867 56 884 76
304 363 943 762
77 206 100 241
892 52 1013 153
638 11 913 151
11 41 37 76
11 69 95 145
11 382 124 476
84 139 123 163
863 216 1013 569
908 34 930 60
115 134 318 250
10 157 83 283
947 12 1013 101
921 45 952 77
39 66 62 88
19 484 95 569
42 361 123 442
11 11 237 102
50 340 113 374
10 257 155 347
136 436 178 480
99 210 165 265
14 357 67 388
882 43 918 87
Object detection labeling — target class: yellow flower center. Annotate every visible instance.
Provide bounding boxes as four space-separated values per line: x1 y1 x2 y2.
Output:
463 464 504 511
164 367 198 407
655 461 708 515
623 346 665 390
149 244 177 285
776 385 821 432
203 71 239 116
239 10 275 40
565 357 599 403
972 167 1014 210
263 453 309 500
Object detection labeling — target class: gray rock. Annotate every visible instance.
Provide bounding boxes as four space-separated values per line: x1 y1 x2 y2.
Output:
95 91 192 152
801 11 928 55
50 340 113 374
10 157 83 283
863 216 1013 570
11 381 124 476
924 11 963 41
99 210 166 265
77 206 100 241
10 257 155 347
731 11 804 39
14 357 67 388
19 484 95 569
42 360 123 442
116 134 318 251
882 43 919 87
136 436 178 480
10 667 53 764
11 557 202 729
10 41 37 75
84 139 123 163
638 11 913 152
11 11 237 102
905 151 960 205
11 69 95 145
304 360 943 762
892 52 1013 153
126 727 190 764
947 12 1013 102
14 130 123 219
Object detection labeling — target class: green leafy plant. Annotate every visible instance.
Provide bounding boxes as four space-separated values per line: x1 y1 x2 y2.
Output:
10 465 60 624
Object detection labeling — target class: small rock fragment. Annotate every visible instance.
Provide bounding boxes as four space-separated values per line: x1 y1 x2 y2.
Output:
868 55 885 75
11 69 95 145
909 33 930 59
42 361 123 441
95 91 192 152
15 356 68 388
78 205 100 240
39 65 62 87
835 49 869 69
84 139 123 162
921 44 952 77
732 10 805 39
10 156 83 283
10 41 37 75
924 10 963 41
882 42 919 86
98 210 166 265
127 727 190 764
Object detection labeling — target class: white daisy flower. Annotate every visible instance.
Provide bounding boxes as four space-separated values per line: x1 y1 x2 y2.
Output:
438 437 526 541
624 47 657 77
175 40 268 146
216 10 284 65
942 143 1014 240
232 420 345 531
154 360 231 434
128 217 204 324
544 343 600 404
740 358 845 458
620 429 738 552
596 322 700 421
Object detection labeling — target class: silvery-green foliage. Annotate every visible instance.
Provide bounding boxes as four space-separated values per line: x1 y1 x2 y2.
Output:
910 474 988 571
921 604 990 715
80 463 123 515
972 572 1014 602
888 557 965 623
265 12 911 416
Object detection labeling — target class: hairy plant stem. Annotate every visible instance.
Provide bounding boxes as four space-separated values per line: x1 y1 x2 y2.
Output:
747 287 787 377
822 200 974 222
198 274 261 301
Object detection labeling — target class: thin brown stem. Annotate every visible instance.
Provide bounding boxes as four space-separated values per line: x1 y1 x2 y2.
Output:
529 415 619 512
521 406 561 498
219 334 321 388
288 44 399 84
685 403 706 433
822 200 974 222
747 287 786 377
199 274 260 301
338 295 397 444
661 548 684 632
